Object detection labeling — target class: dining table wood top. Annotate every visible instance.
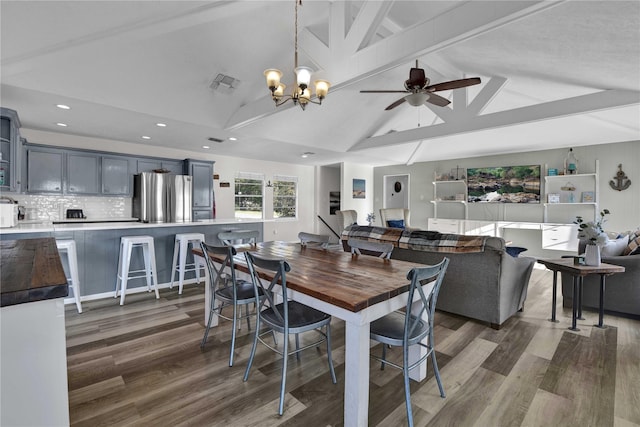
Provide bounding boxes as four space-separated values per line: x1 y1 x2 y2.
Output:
193 241 426 313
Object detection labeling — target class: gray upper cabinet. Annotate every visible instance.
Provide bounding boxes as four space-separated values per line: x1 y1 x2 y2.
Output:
67 153 99 194
27 148 64 193
162 160 183 175
0 107 22 193
185 159 214 209
137 159 162 173
101 156 131 195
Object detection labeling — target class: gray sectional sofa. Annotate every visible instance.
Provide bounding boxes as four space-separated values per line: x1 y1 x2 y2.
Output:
341 225 536 328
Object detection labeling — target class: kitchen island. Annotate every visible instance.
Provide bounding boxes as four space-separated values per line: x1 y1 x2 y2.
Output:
1 238 70 426
0 219 263 300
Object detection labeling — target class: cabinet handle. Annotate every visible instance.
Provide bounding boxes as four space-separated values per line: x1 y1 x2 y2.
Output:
55 187 60 190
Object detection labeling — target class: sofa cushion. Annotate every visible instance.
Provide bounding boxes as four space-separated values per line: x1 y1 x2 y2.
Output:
623 233 640 256
601 235 629 257
386 219 405 229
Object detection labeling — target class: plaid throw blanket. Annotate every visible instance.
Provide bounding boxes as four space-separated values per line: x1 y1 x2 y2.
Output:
341 225 404 244
342 226 488 253
399 230 488 253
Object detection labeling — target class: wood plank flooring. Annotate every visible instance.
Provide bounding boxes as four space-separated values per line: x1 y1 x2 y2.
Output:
65 266 640 426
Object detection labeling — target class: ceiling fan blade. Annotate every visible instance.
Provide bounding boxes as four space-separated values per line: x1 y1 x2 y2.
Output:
426 77 481 92
360 90 409 93
425 93 451 107
385 97 407 110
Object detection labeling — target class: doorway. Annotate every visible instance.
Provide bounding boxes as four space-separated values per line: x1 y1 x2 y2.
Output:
383 174 409 209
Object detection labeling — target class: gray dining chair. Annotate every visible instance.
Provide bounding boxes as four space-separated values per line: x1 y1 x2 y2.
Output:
218 229 259 246
199 242 263 367
370 257 450 427
348 238 394 259
243 252 337 416
298 231 330 248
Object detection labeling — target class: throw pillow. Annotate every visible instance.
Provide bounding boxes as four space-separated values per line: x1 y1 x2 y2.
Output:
387 219 405 229
601 235 629 257
623 233 640 256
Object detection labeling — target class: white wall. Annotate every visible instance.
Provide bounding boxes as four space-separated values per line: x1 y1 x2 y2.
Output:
341 162 374 225
21 129 316 243
374 141 640 233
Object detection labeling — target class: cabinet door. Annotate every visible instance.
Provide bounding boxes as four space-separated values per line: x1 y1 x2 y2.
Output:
162 160 183 175
192 209 212 221
190 162 213 208
67 153 99 194
27 149 64 193
137 159 162 173
102 157 131 195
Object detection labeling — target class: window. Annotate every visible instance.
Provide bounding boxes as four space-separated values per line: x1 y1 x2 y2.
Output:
235 172 264 219
273 175 297 219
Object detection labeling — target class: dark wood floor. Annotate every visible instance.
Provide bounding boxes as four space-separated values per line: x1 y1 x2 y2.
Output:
65 266 640 426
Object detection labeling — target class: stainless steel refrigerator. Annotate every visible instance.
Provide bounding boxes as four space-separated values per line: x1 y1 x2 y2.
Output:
133 172 192 223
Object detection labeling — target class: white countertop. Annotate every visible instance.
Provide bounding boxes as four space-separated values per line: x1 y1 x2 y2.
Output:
0 218 265 234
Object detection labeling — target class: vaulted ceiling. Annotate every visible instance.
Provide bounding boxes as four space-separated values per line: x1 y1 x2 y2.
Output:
1 1 639 167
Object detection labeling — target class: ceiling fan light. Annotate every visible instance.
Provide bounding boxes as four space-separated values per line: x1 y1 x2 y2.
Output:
405 92 429 106
314 80 330 99
264 69 283 90
295 66 312 89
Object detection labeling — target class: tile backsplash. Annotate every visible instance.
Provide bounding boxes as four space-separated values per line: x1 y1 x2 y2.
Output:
3 193 132 221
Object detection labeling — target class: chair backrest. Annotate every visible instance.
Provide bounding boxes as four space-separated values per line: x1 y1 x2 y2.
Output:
348 238 394 259
403 258 449 344
379 208 410 228
336 210 358 230
218 229 259 246
200 242 238 290
298 232 330 248
245 252 292 326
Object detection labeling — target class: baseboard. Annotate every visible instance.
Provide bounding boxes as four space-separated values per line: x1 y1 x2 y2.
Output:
64 278 203 305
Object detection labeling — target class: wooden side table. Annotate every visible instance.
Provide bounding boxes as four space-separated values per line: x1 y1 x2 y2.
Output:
538 258 625 331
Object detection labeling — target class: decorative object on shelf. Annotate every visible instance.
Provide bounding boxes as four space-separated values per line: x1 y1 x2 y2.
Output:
564 147 578 175
581 191 595 202
366 212 375 226
547 193 560 203
560 181 576 203
263 0 330 110
584 244 601 266
574 209 610 248
450 165 465 181
548 168 558 176
609 164 631 191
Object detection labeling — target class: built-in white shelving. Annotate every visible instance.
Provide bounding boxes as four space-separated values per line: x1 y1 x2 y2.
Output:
432 180 468 219
543 160 599 223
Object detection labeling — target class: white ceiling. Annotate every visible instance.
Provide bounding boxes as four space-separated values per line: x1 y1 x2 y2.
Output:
1 1 639 167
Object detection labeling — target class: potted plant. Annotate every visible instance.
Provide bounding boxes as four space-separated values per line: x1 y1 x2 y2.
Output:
366 212 376 226
574 209 610 265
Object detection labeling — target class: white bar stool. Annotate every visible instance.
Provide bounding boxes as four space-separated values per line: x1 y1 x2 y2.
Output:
114 235 160 305
170 233 206 294
56 239 82 313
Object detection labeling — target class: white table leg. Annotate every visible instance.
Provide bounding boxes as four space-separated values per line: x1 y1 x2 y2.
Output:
344 320 370 427
408 299 429 381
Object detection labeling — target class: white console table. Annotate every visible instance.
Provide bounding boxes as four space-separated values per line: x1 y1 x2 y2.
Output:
427 218 578 252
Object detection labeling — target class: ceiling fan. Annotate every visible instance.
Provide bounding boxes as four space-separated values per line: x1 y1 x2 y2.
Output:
360 60 481 110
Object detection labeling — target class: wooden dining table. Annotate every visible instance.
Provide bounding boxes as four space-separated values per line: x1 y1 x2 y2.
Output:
194 241 434 427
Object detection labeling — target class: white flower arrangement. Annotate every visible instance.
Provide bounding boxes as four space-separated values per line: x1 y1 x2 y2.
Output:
574 209 610 247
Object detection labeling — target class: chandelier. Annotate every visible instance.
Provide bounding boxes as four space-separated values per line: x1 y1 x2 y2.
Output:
264 0 330 110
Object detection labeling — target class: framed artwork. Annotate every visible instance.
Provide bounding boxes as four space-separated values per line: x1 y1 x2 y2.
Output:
581 191 595 202
352 179 366 199
329 191 340 215
467 165 541 203
547 193 560 203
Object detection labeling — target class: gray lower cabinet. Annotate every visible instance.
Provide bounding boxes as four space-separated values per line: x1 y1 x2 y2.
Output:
26 148 64 193
67 153 99 194
101 156 131 195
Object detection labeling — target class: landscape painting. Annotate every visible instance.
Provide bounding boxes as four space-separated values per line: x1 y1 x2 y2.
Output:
352 179 366 199
467 165 541 203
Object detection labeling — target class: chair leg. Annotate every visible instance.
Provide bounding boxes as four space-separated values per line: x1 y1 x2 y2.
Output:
245 304 251 331
380 344 387 370
403 345 414 427
229 299 238 367
278 330 289 416
431 332 446 398
295 333 301 361
326 322 337 384
200 292 218 349
243 316 261 382
169 240 179 289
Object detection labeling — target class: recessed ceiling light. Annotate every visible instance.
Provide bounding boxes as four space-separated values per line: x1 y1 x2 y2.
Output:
301 152 315 158
202 145 210 149
141 135 151 140
156 123 167 127
228 137 237 141
56 104 71 110
56 122 68 127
